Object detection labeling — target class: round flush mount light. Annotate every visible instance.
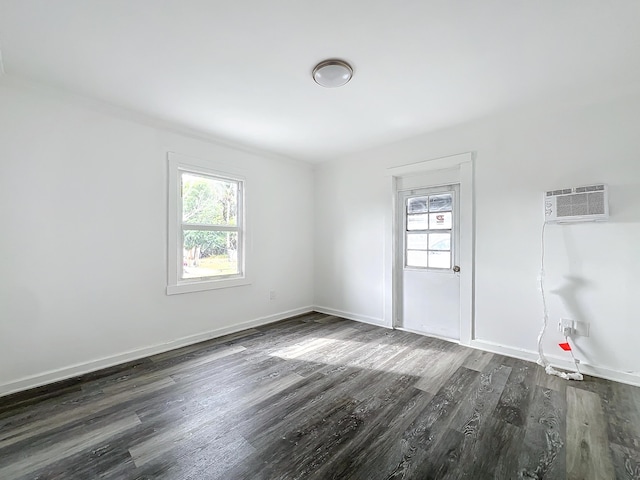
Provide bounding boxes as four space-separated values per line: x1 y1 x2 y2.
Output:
312 59 353 88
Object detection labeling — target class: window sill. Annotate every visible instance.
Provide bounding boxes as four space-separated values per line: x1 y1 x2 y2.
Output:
167 277 251 295
403 267 456 274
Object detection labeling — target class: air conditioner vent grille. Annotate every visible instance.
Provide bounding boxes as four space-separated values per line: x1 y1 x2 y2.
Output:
544 184 608 223
556 192 605 217
546 184 605 197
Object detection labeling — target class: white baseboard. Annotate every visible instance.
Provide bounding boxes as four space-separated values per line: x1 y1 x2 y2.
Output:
309 307 640 387
312 305 391 329
0 306 314 398
4 307 637 397
395 327 460 344
470 338 640 388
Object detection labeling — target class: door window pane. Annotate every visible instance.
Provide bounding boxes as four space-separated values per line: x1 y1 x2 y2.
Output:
429 212 452 229
428 233 450 251
407 214 429 230
407 197 428 213
407 250 429 267
429 194 452 212
428 251 451 269
407 233 428 250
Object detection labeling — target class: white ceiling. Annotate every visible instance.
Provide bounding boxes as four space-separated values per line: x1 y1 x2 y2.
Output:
1 1 640 162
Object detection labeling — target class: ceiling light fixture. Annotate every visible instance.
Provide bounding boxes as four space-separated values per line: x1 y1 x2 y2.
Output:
312 59 353 88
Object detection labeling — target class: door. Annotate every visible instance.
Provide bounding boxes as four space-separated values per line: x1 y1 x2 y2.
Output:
398 184 461 340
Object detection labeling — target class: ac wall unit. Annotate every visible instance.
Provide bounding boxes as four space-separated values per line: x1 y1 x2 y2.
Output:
544 184 609 223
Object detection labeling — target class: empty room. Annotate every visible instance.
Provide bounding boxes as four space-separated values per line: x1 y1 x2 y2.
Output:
1 1 639 479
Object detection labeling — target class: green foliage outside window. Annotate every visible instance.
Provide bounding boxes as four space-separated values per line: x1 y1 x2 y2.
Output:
182 174 238 258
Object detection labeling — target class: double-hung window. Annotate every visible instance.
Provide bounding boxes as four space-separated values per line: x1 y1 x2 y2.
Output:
167 153 248 294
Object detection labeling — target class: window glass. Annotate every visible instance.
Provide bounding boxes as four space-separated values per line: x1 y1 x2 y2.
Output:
182 231 238 279
407 196 429 214
179 171 241 281
407 233 429 250
428 251 451 269
428 233 450 250
407 250 429 268
407 214 429 231
428 212 452 230
429 194 452 212
182 174 237 226
404 190 454 270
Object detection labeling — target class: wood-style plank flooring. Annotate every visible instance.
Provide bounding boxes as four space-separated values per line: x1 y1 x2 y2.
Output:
1 312 639 479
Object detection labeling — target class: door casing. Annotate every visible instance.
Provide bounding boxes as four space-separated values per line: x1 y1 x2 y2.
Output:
385 152 475 346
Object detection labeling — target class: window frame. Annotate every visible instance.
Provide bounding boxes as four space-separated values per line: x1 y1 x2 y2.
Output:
167 153 250 295
403 187 456 272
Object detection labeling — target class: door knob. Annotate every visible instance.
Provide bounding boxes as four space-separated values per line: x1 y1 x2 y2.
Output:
453 265 460 272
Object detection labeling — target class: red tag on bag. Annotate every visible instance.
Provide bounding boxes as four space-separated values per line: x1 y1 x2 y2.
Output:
559 342 572 351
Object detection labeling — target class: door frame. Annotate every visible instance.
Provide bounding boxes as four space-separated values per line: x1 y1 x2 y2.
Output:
384 152 475 346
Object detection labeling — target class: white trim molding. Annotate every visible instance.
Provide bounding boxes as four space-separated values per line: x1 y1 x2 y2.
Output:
0 75 307 167
167 152 252 295
0 306 314 398
395 327 461 345
312 306 390 329
386 152 475 346
471 339 640 388
0 44 5 76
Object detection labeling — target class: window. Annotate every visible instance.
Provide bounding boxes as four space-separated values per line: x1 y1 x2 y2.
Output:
405 192 453 269
168 153 248 294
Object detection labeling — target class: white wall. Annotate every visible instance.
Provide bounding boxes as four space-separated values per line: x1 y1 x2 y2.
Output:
2 79 639 394
314 91 640 384
0 83 315 395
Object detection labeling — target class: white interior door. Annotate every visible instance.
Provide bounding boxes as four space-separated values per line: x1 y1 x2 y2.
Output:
398 184 461 340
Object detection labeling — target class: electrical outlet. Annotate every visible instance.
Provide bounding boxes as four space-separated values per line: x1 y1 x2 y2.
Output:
559 318 574 336
269 290 276 300
558 319 590 337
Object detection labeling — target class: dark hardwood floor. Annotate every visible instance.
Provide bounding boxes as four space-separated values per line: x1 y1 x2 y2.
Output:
1 312 639 479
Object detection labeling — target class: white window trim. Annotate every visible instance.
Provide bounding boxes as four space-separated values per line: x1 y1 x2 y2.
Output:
167 152 251 295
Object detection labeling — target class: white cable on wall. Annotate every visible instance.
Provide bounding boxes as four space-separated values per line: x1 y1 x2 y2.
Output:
536 221 583 381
